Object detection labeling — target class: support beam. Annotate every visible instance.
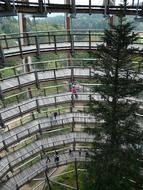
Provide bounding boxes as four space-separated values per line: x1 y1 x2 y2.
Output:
19 5 34 101
65 0 72 65
38 0 44 13
4 0 11 11
45 167 52 190
74 158 79 190
32 181 45 190
0 0 17 16
50 179 76 190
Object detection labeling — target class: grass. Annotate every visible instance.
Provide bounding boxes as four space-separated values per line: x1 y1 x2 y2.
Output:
44 164 86 190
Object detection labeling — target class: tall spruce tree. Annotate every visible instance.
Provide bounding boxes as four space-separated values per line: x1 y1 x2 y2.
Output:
82 16 143 190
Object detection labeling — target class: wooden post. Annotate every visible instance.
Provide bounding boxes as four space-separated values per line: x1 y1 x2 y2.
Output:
35 36 40 57
35 70 40 89
36 99 40 112
38 0 43 14
0 45 5 64
2 140 8 151
74 158 79 190
72 117 75 132
89 30 91 50
64 2 71 66
48 32 51 44
71 0 76 17
71 66 74 82
53 35 57 53
70 34 74 55
89 0 91 15
73 137 76 151
45 167 52 190
17 75 21 90
4 35 9 49
18 37 23 59
19 12 33 101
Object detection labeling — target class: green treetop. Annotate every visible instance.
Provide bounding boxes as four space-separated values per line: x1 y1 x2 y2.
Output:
82 16 143 190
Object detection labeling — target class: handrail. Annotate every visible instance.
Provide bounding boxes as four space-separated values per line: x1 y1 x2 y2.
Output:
0 30 141 43
0 29 105 38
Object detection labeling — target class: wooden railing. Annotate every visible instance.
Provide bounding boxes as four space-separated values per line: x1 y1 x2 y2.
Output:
0 30 142 61
0 112 95 151
0 133 93 180
1 150 91 190
0 67 94 93
0 30 104 48
0 58 98 79
0 1 142 16
0 92 97 123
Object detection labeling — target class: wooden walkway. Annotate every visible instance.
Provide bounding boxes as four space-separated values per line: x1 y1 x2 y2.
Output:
0 66 143 94
3 42 100 58
0 92 102 123
1 89 143 125
1 150 90 190
0 112 95 151
0 67 94 93
0 132 94 180
0 1 141 16
1 39 143 61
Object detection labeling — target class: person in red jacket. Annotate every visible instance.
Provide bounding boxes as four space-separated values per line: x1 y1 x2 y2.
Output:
71 85 78 99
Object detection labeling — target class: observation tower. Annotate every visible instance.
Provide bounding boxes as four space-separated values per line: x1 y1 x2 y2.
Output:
0 0 143 189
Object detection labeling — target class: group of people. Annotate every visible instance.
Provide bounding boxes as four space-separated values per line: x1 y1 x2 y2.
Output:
46 151 60 165
46 149 89 166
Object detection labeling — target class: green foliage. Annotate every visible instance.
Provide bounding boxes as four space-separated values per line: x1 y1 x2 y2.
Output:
82 16 143 190
45 164 85 190
0 17 19 34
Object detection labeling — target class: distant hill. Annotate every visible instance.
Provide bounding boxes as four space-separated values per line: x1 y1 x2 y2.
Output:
0 14 143 35
47 14 107 30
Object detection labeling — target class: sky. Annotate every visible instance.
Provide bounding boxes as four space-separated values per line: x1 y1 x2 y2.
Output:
29 0 141 6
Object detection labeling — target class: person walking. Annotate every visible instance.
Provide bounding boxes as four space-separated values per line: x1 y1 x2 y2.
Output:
71 85 78 99
53 112 57 119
